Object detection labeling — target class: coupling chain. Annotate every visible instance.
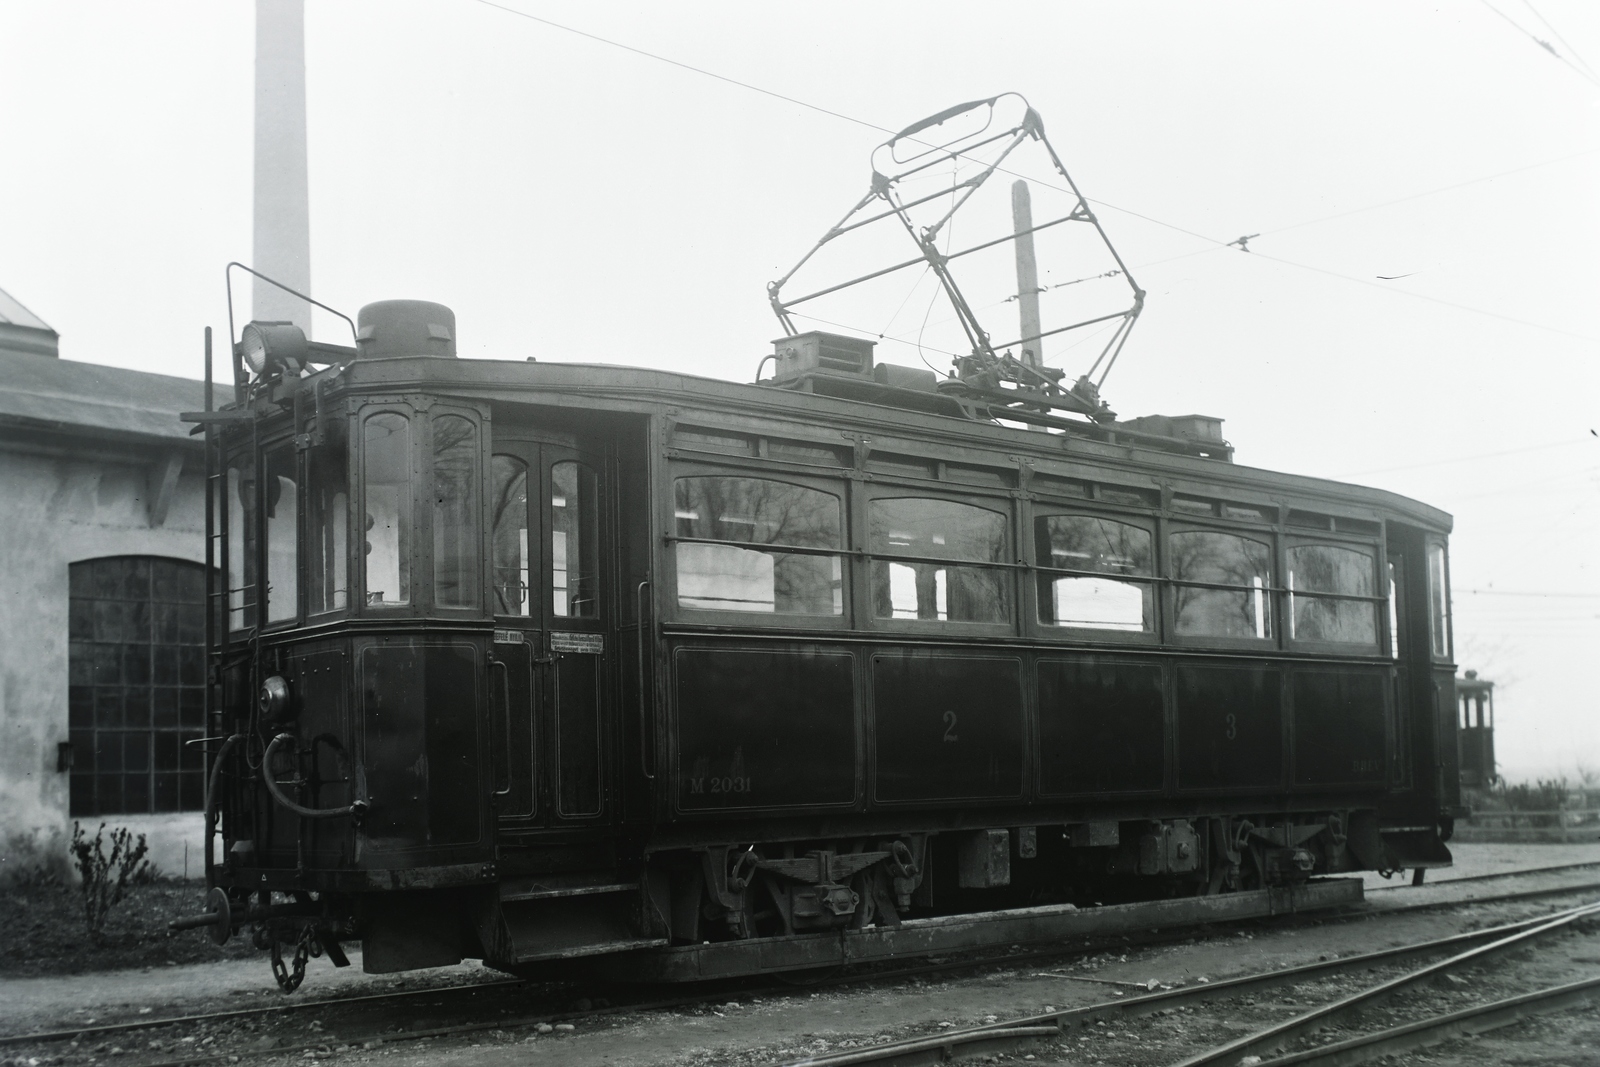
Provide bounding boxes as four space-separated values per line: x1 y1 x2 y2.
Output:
270 923 321 993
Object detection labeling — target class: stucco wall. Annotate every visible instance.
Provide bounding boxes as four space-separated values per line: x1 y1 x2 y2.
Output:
0 446 206 884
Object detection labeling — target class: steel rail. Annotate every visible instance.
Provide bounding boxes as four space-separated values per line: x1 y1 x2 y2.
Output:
9 871 1600 1051
787 1026 1061 1067
1257 974 1600 1066
0 978 524 1047
775 898 1600 1067
30 988 740 1067
1168 899 1600 1067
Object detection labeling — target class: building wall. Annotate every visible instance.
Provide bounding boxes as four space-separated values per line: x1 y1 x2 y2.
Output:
0 446 206 883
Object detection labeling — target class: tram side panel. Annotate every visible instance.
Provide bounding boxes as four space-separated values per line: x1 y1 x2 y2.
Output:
654 535 1443 916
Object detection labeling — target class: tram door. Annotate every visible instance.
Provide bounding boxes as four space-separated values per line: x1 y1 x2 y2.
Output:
489 439 612 831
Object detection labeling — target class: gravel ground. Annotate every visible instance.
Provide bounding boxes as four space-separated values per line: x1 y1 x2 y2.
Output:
3 843 1600 1066
156 896 1589 1067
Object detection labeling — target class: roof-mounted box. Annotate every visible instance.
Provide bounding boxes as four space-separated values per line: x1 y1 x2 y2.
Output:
1121 413 1225 444
772 331 875 382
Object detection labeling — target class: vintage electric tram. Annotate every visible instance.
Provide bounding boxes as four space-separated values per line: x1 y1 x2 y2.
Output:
180 97 1460 989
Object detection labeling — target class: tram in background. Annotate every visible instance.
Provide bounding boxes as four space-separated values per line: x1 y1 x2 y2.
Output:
1457 670 1497 788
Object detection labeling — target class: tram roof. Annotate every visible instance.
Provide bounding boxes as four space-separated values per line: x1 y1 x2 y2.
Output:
285 353 1454 533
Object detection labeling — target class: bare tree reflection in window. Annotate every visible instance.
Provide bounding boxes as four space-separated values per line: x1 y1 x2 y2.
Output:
1288 544 1376 647
491 455 529 616
1170 530 1272 639
674 477 842 615
869 498 1008 623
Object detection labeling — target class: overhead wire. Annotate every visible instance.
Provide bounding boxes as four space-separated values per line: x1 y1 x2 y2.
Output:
470 0 895 136
1478 0 1600 87
472 0 1600 352
1126 145 1600 275
1260 147 1600 237
878 264 935 344
1242 249 1600 345
1521 0 1600 80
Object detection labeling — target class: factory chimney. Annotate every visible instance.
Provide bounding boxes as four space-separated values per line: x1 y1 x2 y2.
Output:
252 0 311 334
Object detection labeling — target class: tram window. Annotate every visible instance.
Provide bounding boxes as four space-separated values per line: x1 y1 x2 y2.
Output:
1170 530 1273 639
869 498 1009 623
1287 543 1377 648
431 415 480 610
491 455 530 616
674 476 842 615
1035 515 1153 632
552 461 599 617
226 457 257 630
1427 542 1451 658
263 446 299 625
362 412 411 608
306 427 348 614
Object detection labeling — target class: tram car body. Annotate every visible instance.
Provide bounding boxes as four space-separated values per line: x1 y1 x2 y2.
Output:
195 300 1459 982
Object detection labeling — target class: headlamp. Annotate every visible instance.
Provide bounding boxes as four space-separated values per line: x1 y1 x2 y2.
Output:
239 321 308 377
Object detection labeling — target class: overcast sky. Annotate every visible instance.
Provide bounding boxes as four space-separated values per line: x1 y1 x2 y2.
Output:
3 1 1596 783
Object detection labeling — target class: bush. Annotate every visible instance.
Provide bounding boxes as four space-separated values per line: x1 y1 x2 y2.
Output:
1474 777 1576 827
69 822 151 943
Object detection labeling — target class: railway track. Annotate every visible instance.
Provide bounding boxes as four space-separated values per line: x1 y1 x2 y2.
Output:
7 864 1600 1065
775 897 1600 1066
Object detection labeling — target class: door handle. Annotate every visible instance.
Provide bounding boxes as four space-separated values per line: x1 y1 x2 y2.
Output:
490 659 511 796
636 580 654 780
